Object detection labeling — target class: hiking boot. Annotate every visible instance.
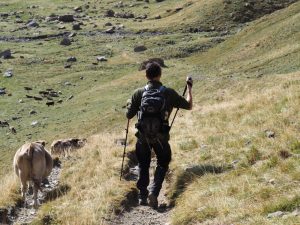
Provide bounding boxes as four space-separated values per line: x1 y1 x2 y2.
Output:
138 197 148 206
148 193 158 209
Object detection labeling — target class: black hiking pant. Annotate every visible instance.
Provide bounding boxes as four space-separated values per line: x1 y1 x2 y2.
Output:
135 139 171 198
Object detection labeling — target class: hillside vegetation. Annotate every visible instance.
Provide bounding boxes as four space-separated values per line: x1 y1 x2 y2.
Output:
0 0 299 224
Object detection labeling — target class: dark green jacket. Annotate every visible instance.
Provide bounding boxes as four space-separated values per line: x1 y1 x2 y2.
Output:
126 80 190 140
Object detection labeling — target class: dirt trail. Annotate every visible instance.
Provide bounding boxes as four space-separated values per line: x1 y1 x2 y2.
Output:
6 162 62 225
108 160 172 225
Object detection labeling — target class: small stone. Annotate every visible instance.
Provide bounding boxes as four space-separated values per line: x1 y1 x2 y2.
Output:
265 130 275 138
267 211 284 218
30 110 37 115
72 23 81 30
69 32 77 37
31 121 39 126
19 99 23 103
154 15 161 19
27 20 39 27
67 95 73 100
134 45 147 52
105 27 115 34
74 6 82 12
60 37 72 46
96 56 107 62
58 15 75 22
0 88 6 95
105 9 115 17
64 64 72 69
64 81 71 86
3 69 13 78
0 49 12 59
67 56 77 62
80 76 84 80
268 179 275 184
104 22 113 26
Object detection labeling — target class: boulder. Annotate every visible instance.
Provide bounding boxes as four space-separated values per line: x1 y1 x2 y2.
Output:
139 58 166 70
0 49 12 59
134 45 147 52
58 15 75 22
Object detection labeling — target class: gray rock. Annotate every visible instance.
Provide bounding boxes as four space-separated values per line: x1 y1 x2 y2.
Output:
60 37 72 46
64 81 71 86
134 45 147 52
265 130 275 138
291 208 300 216
64 64 72 68
27 20 39 27
72 23 81 30
15 18 23 23
74 6 82 12
29 110 37 115
0 49 12 59
96 56 108 62
105 9 115 17
67 95 74 100
104 22 113 26
67 56 77 62
267 211 284 218
105 27 115 34
115 12 134 19
58 15 75 22
0 88 6 95
3 69 13 78
31 121 39 126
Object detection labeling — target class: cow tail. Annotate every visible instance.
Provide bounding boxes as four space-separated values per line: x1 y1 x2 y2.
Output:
27 144 35 182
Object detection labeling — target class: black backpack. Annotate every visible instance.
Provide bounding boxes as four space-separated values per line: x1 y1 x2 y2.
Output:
136 85 168 140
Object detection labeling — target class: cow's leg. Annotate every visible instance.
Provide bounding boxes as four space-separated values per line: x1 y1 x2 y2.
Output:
33 181 40 208
20 172 28 204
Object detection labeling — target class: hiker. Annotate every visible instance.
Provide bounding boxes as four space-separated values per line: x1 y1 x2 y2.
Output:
126 62 193 208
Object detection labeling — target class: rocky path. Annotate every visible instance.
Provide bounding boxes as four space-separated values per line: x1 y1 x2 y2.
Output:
6 162 62 225
108 160 172 225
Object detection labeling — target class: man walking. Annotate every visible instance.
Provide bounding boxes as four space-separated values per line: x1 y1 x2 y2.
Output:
126 62 193 208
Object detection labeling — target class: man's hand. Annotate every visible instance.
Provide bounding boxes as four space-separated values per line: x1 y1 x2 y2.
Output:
186 76 193 88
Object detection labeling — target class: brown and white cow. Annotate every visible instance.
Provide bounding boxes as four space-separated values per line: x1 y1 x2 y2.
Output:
50 138 87 156
13 141 53 208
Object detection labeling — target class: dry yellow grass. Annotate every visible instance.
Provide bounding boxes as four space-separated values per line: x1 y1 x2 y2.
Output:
33 133 135 225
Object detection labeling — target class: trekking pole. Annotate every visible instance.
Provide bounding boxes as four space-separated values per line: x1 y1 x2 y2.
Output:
120 119 130 180
169 76 192 131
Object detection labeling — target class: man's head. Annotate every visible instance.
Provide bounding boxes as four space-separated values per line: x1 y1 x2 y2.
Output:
146 62 161 80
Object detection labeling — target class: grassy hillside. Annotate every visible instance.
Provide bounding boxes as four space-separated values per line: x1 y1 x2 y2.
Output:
0 0 299 224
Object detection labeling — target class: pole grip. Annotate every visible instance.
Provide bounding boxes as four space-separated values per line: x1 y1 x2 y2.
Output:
169 84 188 129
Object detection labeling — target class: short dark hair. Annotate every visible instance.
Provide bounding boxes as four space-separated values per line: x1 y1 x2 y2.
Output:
145 62 161 79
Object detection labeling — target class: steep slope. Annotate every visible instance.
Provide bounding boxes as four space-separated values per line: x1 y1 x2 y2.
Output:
0 0 299 225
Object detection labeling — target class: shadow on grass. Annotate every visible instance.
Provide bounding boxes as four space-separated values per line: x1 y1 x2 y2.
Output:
169 164 232 206
44 184 71 202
